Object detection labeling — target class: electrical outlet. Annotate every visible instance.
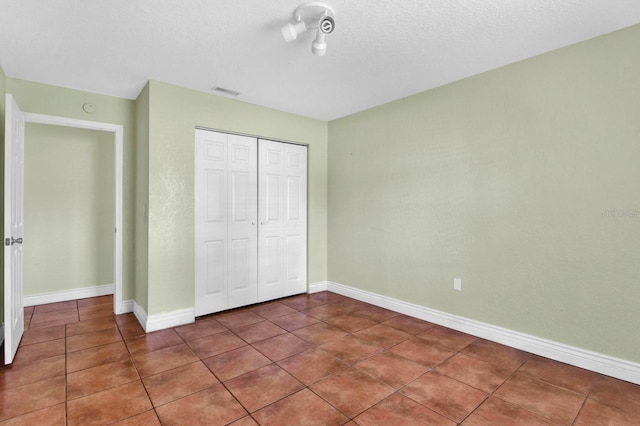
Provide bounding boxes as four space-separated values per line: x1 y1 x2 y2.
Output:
454 278 462 291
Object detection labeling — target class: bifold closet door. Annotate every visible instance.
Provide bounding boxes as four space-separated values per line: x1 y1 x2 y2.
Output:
258 139 307 302
194 130 258 316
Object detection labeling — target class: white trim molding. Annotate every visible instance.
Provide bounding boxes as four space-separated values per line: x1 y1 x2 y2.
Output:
121 299 135 314
308 281 329 294
133 301 195 333
327 281 640 385
133 301 148 332
24 284 114 307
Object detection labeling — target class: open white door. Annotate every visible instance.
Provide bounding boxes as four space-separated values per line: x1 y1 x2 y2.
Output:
4 94 26 364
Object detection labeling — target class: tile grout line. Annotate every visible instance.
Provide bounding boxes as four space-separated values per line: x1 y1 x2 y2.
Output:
571 397 590 426
251 303 419 422
569 375 599 426
133 315 252 423
206 302 344 421
454 356 527 425
224 313 309 420
116 315 159 424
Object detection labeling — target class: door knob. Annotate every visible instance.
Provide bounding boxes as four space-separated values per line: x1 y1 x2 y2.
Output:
11 237 23 245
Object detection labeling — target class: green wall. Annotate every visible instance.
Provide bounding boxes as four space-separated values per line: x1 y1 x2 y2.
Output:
135 83 150 312
6 79 137 300
328 24 640 362
24 124 114 295
145 81 328 316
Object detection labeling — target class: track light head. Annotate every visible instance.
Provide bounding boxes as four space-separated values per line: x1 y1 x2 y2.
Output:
281 2 336 56
281 20 307 43
311 31 326 56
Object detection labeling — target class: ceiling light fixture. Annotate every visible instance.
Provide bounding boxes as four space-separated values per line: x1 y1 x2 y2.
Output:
281 2 336 56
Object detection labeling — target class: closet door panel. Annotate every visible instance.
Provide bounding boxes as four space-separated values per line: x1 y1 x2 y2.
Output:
205 241 225 295
264 236 281 283
205 171 224 221
258 141 285 301
286 176 301 220
226 135 258 309
282 144 307 296
195 130 229 315
258 140 307 302
229 238 250 292
265 174 281 220
286 235 302 280
203 168 226 301
195 130 257 316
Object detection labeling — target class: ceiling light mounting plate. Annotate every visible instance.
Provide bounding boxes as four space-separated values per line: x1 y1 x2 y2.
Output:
292 2 335 24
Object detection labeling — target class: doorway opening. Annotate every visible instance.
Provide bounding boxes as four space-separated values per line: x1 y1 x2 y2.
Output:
21 112 124 314
23 124 115 306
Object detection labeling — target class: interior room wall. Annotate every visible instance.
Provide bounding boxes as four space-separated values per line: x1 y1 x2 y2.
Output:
134 83 150 313
328 24 640 363
6 78 137 301
23 124 114 295
144 80 328 316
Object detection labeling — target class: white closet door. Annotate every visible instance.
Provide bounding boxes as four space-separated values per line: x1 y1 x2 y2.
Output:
195 130 257 316
258 139 307 302
227 137 258 309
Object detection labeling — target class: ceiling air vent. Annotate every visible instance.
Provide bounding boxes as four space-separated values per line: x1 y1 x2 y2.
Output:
212 86 240 96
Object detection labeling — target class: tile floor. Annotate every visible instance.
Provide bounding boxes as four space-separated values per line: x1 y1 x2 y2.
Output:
1 291 640 425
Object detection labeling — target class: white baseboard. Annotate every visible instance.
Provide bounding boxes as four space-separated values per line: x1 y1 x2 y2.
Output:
121 299 135 314
24 284 114 307
308 281 329 294
327 281 640 385
133 301 195 333
133 301 148 331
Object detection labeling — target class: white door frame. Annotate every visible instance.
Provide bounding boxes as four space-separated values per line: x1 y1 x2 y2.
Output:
21 112 124 314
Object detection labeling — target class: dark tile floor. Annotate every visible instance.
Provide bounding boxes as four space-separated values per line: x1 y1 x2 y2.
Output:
1 292 640 425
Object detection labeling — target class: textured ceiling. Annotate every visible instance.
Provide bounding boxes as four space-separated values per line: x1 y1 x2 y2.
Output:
1 0 640 121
